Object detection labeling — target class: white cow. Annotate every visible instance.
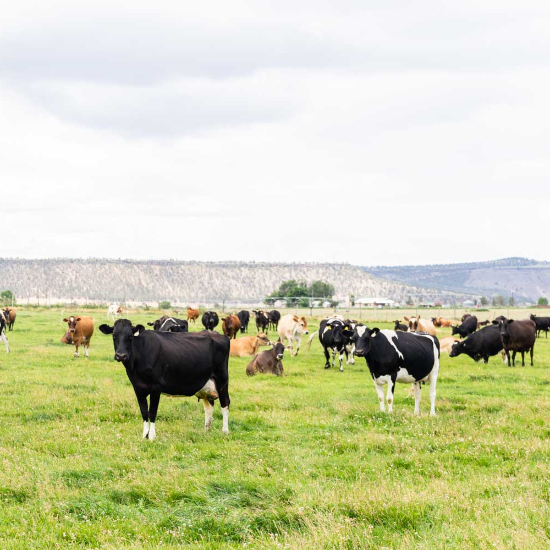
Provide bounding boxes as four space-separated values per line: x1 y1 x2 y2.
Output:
107 304 123 320
277 314 309 356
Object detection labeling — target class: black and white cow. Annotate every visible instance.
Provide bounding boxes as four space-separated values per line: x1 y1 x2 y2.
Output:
201 311 219 331
344 326 440 416
147 316 189 333
0 315 9 353
99 319 230 439
253 310 269 333
308 317 355 371
237 310 250 333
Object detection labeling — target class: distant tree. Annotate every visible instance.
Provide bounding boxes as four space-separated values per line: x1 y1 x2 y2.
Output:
480 296 489 306
310 281 335 299
158 300 171 310
350 295 356 307
492 295 506 307
1 290 14 305
406 296 414 306
508 296 515 307
538 297 549 306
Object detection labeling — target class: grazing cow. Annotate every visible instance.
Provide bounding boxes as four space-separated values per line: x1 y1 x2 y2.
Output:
99 319 230 439
495 318 536 367
230 333 271 357
449 324 506 364
461 313 472 322
529 314 550 338
246 342 285 376
107 304 123 320
253 310 269 333
237 310 250 333
452 315 478 338
439 336 462 354
344 326 440 416
393 320 408 332
187 308 200 324
62 316 94 357
268 310 281 331
277 315 309 356
222 314 241 339
431 317 454 328
478 320 491 328
147 316 188 333
0 315 9 353
307 317 354 371
2 308 16 331
202 311 219 331
404 315 436 336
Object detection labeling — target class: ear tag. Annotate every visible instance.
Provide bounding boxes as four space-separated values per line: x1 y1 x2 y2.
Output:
327 326 332 330
134 330 141 337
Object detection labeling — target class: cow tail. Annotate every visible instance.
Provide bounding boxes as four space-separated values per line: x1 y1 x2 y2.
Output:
307 331 319 350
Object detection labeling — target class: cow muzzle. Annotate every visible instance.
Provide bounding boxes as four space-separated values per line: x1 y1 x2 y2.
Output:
114 353 128 362
276 354 284 360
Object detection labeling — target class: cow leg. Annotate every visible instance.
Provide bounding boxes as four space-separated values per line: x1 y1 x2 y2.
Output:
505 350 511 367
512 350 517 367
521 351 525 367
74 343 79 358
294 336 301 356
0 332 9 353
147 392 160 440
84 343 90 357
413 382 422 416
338 351 344 372
386 376 396 413
136 393 150 438
217 382 230 434
323 347 331 369
202 398 214 431
374 381 386 412
331 350 336 368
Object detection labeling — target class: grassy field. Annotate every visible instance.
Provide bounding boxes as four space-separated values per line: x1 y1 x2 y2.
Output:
0 308 549 549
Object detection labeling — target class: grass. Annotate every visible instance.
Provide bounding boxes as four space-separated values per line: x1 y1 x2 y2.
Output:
0 308 549 548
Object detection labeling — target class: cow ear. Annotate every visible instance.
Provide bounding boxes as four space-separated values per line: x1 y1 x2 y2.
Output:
492 320 498 324
63 318 69 322
133 324 145 336
99 324 114 335
76 317 82 322
342 329 353 337
404 317 409 321
508 319 514 323
371 328 380 335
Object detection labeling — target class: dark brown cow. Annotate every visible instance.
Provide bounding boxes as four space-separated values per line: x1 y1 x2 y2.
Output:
222 314 241 339
62 315 94 357
246 342 285 376
495 318 536 367
3 308 16 331
187 308 200 324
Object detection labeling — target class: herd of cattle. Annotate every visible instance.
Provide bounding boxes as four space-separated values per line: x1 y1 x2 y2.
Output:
0 305 548 440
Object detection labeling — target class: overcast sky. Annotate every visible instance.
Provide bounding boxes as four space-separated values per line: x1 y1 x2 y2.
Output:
1 0 548 266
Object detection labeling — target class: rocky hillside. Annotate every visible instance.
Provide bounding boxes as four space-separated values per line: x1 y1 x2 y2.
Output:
0 258 470 305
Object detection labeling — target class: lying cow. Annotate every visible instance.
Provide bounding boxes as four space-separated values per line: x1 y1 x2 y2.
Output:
62 316 94 357
452 315 478 338
278 314 309 356
187 307 200 324
3 308 16 331
147 316 189 333
344 326 440 416
99 319 230 439
404 315 436 336
222 314 241 339
202 311 219 331
495 318 536 367
0 315 9 353
449 324 505 364
237 310 250 333
246 342 285 376
431 317 454 328
393 320 408 332
230 333 271 357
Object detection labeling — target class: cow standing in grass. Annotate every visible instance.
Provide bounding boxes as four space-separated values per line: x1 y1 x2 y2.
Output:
278 315 309 357
496 318 536 367
62 316 94 357
0 315 9 353
3 308 16 331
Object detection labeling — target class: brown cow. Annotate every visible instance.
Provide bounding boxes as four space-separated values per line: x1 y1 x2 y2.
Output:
187 308 200 324
62 315 94 357
246 342 285 376
222 314 241 339
230 333 271 357
439 336 462 354
404 315 436 336
3 308 16 331
431 316 454 328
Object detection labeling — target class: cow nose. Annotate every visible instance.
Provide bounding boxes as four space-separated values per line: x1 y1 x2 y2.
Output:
69 329 75 333
277 354 284 359
114 353 127 362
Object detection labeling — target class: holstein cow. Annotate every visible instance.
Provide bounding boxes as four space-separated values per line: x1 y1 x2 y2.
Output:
187 308 200 324
230 333 271 357
393 320 408 332
431 317 454 328
237 310 250 333
0 315 9 353
268 310 281 332
452 315 478 338
404 315 436 336
253 310 269 333
222 314 241 339
246 342 285 376
62 316 94 357
147 316 188 333
307 317 354 371
99 319 230 439
529 314 550 338
449 324 506 364
495 318 536 367
202 311 219 331
107 304 123 320
344 326 440 416
278 314 309 356
3 308 16 331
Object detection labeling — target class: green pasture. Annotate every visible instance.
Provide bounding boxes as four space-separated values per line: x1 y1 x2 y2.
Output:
0 308 549 549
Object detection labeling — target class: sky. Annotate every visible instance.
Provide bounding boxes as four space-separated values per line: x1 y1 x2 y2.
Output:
1 0 549 266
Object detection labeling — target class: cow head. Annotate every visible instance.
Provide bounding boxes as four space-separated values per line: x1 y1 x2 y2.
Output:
343 325 377 357
292 315 309 334
256 333 271 346
99 319 145 363
405 315 420 332
63 316 82 334
530 314 536 321
496 317 513 344
273 341 285 360
449 340 464 358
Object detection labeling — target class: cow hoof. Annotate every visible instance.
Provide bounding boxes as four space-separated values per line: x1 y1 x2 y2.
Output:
204 425 212 431
324 364 331 369
222 428 229 435
339 368 344 372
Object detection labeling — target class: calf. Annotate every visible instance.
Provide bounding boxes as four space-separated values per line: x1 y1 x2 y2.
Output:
0 315 9 353
202 311 219 331
404 315 436 336
278 314 309 356
62 316 94 357
253 310 269 333
246 342 285 376
449 324 505 364
393 320 408 332
187 308 200 324
268 310 281 332
452 315 478 338
147 316 189 333
3 308 16 331
529 314 550 338
344 326 440 416
237 310 250 333
99 319 230 439
222 314 241 339
495 318 536 367
230 333 271 357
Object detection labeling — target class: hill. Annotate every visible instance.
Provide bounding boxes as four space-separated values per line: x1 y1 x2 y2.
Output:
0 258 471 305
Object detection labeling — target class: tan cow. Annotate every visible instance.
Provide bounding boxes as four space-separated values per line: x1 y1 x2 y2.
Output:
187 308 200 324
230 333 271 357
222 314 241 339
62 316 94 357
277 314 309 356
432 316 454 328
2 308 16 331
404 315 436 336
439 336 462 354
